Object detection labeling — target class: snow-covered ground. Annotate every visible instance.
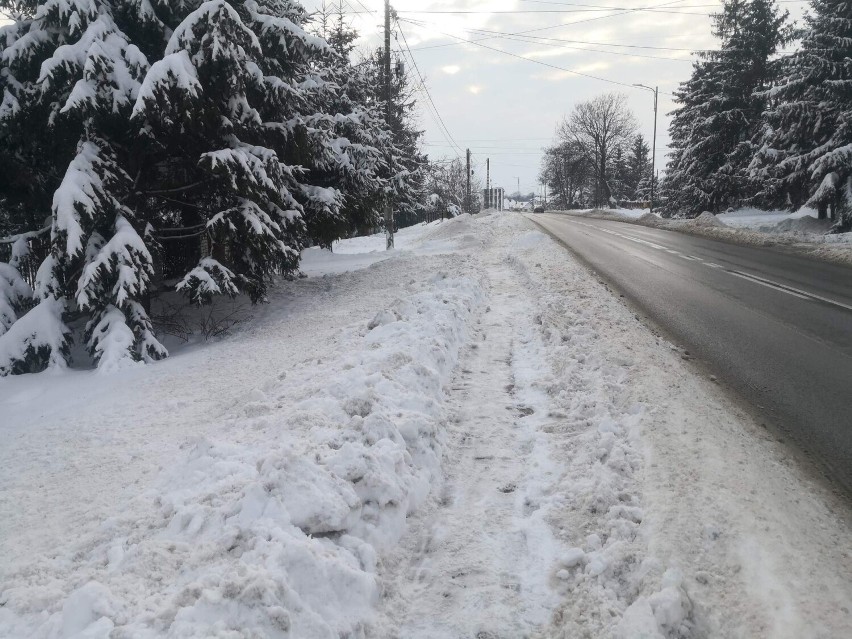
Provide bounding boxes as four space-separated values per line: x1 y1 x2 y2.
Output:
561 206 852 264
2 212 851 638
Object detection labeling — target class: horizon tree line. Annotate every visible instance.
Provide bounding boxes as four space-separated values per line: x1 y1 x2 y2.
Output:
542 0 850 231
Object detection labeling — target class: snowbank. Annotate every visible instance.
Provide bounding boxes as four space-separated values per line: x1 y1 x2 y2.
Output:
502 211 852 636
551 207 852 265
686 211 727 227
0 268 483 637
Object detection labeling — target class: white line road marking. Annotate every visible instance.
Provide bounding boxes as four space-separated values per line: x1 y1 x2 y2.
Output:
729 271 810 300
559 217 852 313
731 270 852 312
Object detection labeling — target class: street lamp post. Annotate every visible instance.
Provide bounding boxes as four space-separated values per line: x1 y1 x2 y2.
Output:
634 84 658 215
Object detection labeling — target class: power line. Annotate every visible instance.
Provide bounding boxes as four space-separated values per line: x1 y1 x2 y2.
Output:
423 143 545 150
404 0 696 53
425 138 553 142
411 23 697 53
393 8 711 15
393 17 464 158
395 37 463 159
401 17 639 90
405 20 691 61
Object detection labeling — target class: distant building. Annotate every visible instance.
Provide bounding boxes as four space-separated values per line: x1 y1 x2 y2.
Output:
482 187 505 211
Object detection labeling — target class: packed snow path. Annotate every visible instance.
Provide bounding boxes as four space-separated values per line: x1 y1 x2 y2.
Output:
1 212 851 638
375 247 566 636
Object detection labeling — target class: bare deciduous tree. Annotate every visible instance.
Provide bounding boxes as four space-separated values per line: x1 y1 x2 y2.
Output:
558 93 637 208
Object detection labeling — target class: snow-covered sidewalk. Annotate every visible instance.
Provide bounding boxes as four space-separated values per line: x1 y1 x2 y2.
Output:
1 212 851 638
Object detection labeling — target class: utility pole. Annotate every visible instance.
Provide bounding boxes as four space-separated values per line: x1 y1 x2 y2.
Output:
486 158 490 209
634 83 658 215
384 0 394 249
466 148 471 214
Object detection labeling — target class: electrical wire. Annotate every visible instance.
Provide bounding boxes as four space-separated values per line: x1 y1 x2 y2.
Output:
406 20 691 61
405 0 696 53
401 17 640 90
394 16 465 158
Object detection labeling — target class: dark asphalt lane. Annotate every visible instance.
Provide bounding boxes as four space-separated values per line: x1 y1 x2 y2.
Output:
528 213 852 493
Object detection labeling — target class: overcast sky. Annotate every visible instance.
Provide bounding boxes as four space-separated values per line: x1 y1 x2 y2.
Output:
305 0 808 196
0 1 808 197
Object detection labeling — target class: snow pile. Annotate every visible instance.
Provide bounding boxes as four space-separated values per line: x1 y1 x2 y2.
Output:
611 207 651 220
553 206 852 264
770 215 833 234
0 272 483 638
685 211 727 228
636 212 665 226
716 206 816 229
500 219 694 638
299 217 473 276
617 569 692 639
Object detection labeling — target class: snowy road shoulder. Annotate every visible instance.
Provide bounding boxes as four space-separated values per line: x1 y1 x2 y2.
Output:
560 207 852 266
496 216 852 638
2 212 850 638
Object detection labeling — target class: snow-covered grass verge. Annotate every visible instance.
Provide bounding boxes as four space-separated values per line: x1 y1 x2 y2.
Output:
0 237 483 636
557 207 852 265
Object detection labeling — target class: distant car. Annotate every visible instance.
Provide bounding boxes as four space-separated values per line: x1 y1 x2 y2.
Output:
533 206 545 213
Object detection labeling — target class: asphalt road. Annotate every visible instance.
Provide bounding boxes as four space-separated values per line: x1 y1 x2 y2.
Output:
528 213 852 493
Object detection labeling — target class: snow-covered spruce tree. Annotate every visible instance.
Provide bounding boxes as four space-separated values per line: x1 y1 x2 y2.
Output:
0 0 390 374
663 0 791 216
309 3 426 239
751 0 852 229
362 43 427 230
626 134 651 200
0 0 165 373
382 50 427 229
307 3 388 241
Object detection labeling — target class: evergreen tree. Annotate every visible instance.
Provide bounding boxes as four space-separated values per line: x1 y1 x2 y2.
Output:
309 2 388 241
664 0 791 216
626 134 651 200
424 158 471 219
609 144 631 203
312 3 426 234
0 0 398 374
751 0 852 229
367 45 427 229
0 0 161 372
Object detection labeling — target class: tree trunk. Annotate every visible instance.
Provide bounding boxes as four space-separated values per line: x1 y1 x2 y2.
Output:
599 151 610 207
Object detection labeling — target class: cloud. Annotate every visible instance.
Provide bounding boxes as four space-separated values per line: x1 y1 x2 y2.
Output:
524 47 583 60
442 65 461 75
534 62 612 82
467 85 483 94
